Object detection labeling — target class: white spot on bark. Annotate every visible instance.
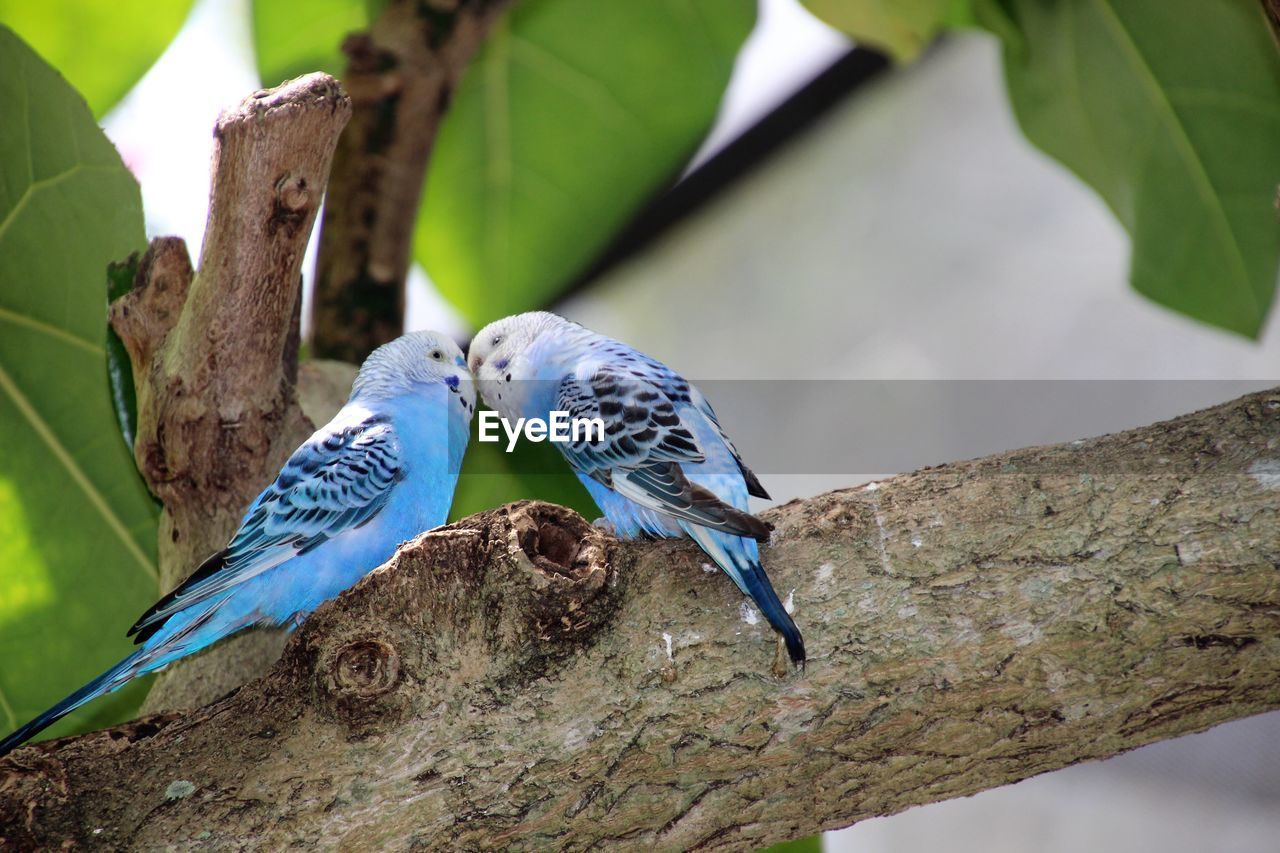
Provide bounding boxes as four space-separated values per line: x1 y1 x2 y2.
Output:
863 485 896 575
164 780 195 801
1061 703 1089 721
562 724 601 752
784 589 795 614
814 562 835 595
1176 541 1204 566
951 616 980 644
740 602 759 625
1248 458 1280 490
701 562 718 574
910 534 923 548
863 480 880 491
1021 577 1054 599
873 509 893 575
663 631 701 651
1001 620 1042 647
896 604 917 619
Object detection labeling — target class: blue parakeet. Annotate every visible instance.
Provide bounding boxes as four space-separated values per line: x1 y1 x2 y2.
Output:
467 312 804 665
0 331 475 756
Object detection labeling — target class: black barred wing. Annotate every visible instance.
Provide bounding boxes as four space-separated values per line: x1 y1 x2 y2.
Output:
556 370 769 541
129 412 405 643
557 368 704 476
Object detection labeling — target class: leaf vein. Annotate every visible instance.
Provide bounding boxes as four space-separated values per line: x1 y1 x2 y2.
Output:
0 362 156 583
508 34 647 137
0 162 119 244
0 683 15 730
1093 0 1257 311
0 307 103 355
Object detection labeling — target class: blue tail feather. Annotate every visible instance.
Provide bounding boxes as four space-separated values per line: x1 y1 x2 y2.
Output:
731 553 806 665
0 652 143 758
683 525 806 665
0 594 255 757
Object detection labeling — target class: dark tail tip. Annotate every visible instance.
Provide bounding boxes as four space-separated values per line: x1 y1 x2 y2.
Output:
708 542 808 670
0 709 65 759
782 622 807 667
739 565 807 667
0 653 139 759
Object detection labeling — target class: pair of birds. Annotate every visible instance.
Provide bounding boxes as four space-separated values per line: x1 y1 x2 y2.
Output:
0 312 803 756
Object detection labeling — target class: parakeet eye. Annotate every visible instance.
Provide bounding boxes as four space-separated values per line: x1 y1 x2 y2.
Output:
429 349 444 361
491 335 503 346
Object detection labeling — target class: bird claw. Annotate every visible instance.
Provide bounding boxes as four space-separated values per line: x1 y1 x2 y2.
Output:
591 517 616 535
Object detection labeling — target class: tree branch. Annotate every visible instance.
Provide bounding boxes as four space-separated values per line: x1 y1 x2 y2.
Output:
3 389 1278 849
10 389 1280 845
309 0 511 362
108 74 352 713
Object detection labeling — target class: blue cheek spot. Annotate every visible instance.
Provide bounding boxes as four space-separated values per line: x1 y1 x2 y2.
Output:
444 375 460 389
455 355 466 367
494 358 509 371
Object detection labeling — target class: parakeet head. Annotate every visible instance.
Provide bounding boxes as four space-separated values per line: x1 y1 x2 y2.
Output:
467 312 576 417
351 330 475 416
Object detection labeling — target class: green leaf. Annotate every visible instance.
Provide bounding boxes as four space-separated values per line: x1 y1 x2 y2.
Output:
800 0 955 60
0 26 158 742
0 0 193 117
418 0 756 328
763 836 823 853
977 0 1280 337
251 0 367 86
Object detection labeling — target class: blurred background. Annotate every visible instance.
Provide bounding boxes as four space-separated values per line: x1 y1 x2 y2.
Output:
5 0 1280 848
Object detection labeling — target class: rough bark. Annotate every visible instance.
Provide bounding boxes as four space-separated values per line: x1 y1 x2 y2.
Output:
309 0 511 362
108 74 352 713
2 389 1278 849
